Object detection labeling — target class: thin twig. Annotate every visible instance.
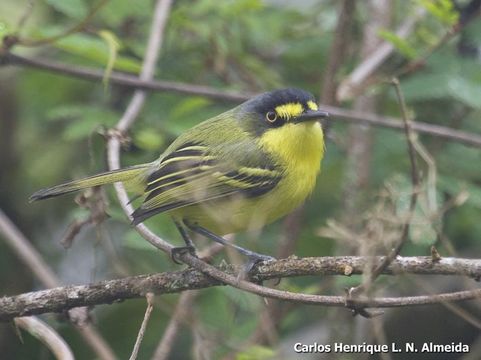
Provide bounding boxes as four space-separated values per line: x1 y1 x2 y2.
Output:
0 209 58 288
2 52 481 148
106 0 174 254
336 7 426 101
152 291 197 360
129 293 155 360
362 78 420 287
15 0 36 33
395 7 481 78
0 208 117 360
320 0 356 105
15 317 74 360
151 243 225 360
116 0 172 133
412 277 481 330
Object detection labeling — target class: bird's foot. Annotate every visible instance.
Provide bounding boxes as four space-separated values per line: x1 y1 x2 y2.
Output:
170 245 197 264
238 252 276 282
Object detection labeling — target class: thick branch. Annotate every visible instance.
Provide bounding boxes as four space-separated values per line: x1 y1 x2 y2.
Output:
2 52 481 148
1 256 480 321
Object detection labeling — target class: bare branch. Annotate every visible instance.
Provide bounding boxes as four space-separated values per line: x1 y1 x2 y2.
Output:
106 0 174 254
15 317 74 360
0 209 59 288
129 293 155 360
152 244 224 360
152 291 197 360
1 53 481 148
0 208 117 360
320 0 356 105
1 256 480 321
336 7 425 101
358 78 421 289
116 0 173 133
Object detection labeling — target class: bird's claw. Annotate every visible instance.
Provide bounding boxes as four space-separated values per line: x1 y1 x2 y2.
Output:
170 245 197 264
238 253 276 282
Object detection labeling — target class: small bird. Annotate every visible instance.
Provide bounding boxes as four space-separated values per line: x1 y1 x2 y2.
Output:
31 88 329 262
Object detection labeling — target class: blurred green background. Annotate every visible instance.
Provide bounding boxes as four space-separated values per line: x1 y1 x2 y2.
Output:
1 0 481 359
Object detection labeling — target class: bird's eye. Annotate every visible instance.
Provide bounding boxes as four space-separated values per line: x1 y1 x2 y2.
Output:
266 111 278 123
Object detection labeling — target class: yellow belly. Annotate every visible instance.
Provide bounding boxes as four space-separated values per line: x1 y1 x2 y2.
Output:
171 121 325 235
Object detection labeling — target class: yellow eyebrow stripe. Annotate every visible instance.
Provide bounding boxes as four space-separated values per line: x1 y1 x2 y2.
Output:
307 100 318 111
275 103 303 119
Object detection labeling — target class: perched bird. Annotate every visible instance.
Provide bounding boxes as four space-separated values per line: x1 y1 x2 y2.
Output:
31 88 329 262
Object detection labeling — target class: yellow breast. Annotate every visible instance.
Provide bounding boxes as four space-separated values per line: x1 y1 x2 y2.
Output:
257 120 325 214
172 121 324 235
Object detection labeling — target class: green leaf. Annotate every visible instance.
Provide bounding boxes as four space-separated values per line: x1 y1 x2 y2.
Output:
97 30 121 89
45 0 87 19
417 0 459 25
378 29 417 59
133 128 165 151
48 32 141 73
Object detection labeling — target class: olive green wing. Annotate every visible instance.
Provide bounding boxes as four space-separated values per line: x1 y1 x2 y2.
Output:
131 141 281 224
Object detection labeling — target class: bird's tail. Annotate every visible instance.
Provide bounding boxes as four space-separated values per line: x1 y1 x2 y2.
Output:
29 164 149 201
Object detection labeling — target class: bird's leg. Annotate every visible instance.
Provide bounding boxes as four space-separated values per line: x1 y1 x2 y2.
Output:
171 219 198 264
185 222 275 275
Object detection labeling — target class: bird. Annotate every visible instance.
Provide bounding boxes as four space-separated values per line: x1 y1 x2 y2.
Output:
30 88 329 263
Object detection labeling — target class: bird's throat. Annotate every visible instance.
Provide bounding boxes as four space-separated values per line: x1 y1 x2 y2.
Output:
259 121 325 173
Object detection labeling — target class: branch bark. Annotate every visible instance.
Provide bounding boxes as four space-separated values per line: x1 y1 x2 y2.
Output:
1 256 480 321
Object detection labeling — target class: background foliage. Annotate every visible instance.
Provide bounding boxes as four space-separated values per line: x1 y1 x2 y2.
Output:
1 0 480 359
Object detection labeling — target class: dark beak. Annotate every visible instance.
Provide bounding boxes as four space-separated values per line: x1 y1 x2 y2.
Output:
293 110 329 123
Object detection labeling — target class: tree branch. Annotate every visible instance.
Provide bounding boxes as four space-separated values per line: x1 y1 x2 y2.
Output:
336 7 425 101
15 317 74 360
1 52 481 148
1 256 480 321
0 209 116 360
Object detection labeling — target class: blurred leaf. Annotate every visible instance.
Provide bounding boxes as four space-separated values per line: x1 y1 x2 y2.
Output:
0 20 9 38
100 0 150 27
45 0 87 19
170 97 212 120
388 175 438 245
236 345 276 360
41 30 141 72
401 74 481 109
223 286 261 313
123 229 155 251
437 144 481 180
46 104 118 140
464 18 481 48
98 30 121 89
199 288 232 331
438 176 481 209
417 0 459 25
378 29 417 59
133 128 165 151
